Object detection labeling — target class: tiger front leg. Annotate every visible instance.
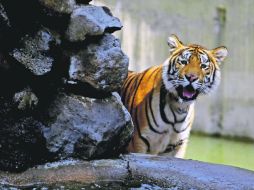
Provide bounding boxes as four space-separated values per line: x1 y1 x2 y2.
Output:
127 132 149 154
159 139 189 158
173 141 188 158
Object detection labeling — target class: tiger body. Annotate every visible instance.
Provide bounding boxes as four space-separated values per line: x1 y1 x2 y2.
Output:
120 35 228 157
122 66 195 157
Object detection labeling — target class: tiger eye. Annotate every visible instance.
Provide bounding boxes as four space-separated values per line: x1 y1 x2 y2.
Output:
201 64 207 69
181 60 188 65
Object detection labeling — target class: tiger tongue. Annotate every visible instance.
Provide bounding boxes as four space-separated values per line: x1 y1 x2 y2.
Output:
183 88 196 98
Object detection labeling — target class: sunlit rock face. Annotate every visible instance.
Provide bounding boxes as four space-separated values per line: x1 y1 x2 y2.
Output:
11 28 61 76
0 0 132 172
69 34 128 92
66 5 122 42
42 93 133 160
38 0 76 14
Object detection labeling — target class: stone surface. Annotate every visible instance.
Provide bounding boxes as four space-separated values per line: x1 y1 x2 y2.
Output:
13 87 39 110
0 92 133 172
1 154 254 189
39 0 76 14
66 5 122 42
10 28 61 76
127 154 254 190
69 34 129 92
0 96 50 172
42 92 133 160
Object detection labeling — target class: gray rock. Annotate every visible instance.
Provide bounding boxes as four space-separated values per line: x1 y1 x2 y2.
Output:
10 28 61 76
2 154 254 189
13 87 39 110
69 34 129 92
39 0 76 14
66 5 122 42
42 92 133 159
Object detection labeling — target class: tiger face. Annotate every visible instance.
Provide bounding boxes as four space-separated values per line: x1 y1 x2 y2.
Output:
162 35 228 102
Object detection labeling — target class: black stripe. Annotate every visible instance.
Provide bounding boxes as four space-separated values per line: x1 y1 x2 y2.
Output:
171 64 178 76
160 86 189 133
129 69 149 116
159 86 174 125
167 56 179 76
148 68 161 128
145 96 167 134
129 70 151 152
169 105 186 123
170 105 189 133
210 66 216 86
121 75 136 105
165 139 184 152
172 124 189 133
127 75 141 107
149 90 159 127
134 67 165 152
135 107 151 152
167 59 172 75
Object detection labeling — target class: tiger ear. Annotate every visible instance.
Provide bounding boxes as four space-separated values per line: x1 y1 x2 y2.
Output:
211 46 228 64
167 34 183 52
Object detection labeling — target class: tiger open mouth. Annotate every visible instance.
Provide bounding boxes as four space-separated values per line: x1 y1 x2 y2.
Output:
176 85 199 101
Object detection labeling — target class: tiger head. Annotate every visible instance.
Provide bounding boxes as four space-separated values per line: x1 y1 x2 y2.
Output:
162 34 228 102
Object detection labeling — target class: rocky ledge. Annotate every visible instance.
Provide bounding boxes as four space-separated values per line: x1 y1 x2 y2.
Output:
0 154 254 190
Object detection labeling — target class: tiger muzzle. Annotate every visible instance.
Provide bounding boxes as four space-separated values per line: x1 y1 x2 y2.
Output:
185 73 198 82
176 84 199 101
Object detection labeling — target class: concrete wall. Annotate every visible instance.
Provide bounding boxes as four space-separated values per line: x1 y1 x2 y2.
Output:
93 0 254 140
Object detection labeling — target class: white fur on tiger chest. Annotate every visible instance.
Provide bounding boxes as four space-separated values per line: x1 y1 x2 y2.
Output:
141 95 195 155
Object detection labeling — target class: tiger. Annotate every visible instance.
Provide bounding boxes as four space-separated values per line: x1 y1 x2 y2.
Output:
120 35 228 158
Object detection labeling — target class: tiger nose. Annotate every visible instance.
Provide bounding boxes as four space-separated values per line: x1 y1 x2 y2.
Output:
185 73 198 82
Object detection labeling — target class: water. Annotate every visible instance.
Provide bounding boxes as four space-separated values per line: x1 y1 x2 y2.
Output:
186 134 254 171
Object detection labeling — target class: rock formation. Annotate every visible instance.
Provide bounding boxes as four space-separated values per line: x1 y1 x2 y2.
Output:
0 0 133 172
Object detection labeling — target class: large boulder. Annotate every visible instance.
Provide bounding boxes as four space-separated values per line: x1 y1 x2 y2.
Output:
42 92 133 160
0 92 133 172
69 34 129 92
66 5 122 42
